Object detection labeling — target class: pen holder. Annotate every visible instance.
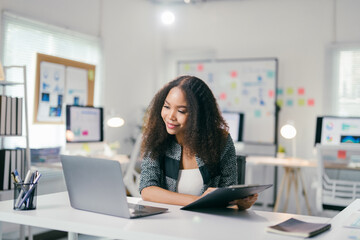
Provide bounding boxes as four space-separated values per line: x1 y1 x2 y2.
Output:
13 182 38 210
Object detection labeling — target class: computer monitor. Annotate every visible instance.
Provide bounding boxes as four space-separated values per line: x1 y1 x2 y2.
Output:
315 116 360 145
66 105 104 143
222 112 244 142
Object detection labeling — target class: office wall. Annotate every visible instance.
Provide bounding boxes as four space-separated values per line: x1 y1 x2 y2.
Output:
2 0 360 159
102 0 360 160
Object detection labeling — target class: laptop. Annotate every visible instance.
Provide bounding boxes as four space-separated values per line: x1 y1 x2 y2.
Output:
60 155 168 219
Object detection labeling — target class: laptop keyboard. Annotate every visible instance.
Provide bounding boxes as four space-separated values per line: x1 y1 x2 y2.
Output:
128 203 149 214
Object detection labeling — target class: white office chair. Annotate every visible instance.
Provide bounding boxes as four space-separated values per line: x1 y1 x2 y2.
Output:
316 144 360 212
123 133 142 197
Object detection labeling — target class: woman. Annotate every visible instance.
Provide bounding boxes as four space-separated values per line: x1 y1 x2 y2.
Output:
139 75 257 209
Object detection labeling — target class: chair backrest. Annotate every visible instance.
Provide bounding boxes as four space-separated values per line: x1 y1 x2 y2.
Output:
316 144 360 212
236 155 246 185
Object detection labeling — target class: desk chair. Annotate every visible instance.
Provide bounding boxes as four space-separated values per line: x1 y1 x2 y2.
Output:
316 144 360 212
123 133 142 197
236 155 246 185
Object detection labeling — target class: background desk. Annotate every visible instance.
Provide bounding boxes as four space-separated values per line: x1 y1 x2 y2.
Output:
0 192 330 240
246 156 316 214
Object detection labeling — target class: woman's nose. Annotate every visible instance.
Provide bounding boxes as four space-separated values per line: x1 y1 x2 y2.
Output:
169 110 176 120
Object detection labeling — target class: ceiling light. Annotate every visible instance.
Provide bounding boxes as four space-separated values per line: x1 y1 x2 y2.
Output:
161 11 175 25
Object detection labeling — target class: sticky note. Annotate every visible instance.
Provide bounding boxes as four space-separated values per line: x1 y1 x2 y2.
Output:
88 70 95 81
298 99 305 106
338 150 347 159
258 76 262 81
183 64 191 71
219 92 227 100
276 88 284 95
267 70 274 78
197 64 204 71
254 110 261 118
230 82 237 89
230 71 237 78
234 97 240 104
286 88 294 95
308 98 315 106
298 87 305 95
276 99 284 107
286 99 293 106
268 90 274 98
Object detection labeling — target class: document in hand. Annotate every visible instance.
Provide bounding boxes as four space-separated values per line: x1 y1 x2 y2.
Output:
267 218 331 238
181 184 273 210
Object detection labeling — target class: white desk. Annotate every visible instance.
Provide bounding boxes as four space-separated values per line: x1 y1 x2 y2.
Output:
318 199 360 239
0 192 331 240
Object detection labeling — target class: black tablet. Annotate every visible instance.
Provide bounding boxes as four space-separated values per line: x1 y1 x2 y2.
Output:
181 184 273 210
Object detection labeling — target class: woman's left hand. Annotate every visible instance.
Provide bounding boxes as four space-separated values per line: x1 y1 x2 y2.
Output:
229 193 258 210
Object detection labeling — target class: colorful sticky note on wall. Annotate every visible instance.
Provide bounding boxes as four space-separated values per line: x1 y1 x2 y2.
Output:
230 71 237 78
88 69 95 81
254 109 261 118
267 70 274 78
298 87 305 95
307 98 315 106
197 64 204 71
298 99 305 106
276 99 284 107
286 99 293 107
230 81 237 89
276 88 284 96
338 150 347 159
286 88 294 95
183 64 191 72
219 92 227 100
268 90 274 98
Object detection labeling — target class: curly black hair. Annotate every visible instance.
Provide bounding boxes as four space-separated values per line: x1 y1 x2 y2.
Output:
141 75 229 175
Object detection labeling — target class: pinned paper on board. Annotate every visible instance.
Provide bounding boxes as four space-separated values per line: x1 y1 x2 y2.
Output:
34 53 96 124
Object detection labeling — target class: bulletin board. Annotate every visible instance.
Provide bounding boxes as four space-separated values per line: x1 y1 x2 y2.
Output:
34 53 96 124
178 58 278 144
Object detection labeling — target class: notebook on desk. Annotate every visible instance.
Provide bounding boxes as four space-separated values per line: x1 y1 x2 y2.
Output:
60 155 168 219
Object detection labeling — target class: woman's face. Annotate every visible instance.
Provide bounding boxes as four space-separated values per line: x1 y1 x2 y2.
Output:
161 87 189 139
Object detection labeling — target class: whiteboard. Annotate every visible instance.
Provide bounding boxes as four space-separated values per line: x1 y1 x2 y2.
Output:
178 58 278 144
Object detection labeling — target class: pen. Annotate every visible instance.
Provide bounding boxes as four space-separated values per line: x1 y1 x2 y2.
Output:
17 173 42 208
15 170 33 208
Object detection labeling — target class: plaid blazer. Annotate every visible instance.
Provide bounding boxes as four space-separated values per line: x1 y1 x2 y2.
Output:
139 134 237 195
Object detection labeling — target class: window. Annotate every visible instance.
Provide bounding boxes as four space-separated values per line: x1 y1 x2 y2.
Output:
1 11 102 148
327 44 360 116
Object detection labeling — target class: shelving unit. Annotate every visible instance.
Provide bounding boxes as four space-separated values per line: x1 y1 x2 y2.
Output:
0 65 30 200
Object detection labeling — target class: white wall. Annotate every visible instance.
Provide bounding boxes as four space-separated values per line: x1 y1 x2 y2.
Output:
2 0 360 157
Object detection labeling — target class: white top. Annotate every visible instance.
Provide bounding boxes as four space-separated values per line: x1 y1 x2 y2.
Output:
176 168 203 196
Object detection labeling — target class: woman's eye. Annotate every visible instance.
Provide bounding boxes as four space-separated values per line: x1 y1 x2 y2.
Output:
178 110 185 114
163 105 170 109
